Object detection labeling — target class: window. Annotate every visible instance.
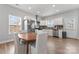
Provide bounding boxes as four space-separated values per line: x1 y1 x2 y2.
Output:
9 15 21 34
47 20 54 27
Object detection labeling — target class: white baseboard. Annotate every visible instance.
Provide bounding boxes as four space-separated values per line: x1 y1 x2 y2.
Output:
0 39 14 44
67 37 79 40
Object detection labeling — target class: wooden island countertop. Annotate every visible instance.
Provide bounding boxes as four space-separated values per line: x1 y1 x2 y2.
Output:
18 32 36 41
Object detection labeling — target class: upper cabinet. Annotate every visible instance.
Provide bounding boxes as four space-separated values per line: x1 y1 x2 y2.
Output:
46 17 63 27
40 20 47 26
53 17 63 25
39 17 63 28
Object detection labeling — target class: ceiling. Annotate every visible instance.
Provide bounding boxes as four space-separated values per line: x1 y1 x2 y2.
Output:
9 4 79 17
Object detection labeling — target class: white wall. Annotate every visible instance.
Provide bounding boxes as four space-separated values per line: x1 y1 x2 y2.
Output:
43 9 79 39
64 11 77 39
0 4 36 42
76 10 79 39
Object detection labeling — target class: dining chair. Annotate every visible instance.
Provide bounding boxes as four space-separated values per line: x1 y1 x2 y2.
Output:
14 33 27 54
30 30 48 54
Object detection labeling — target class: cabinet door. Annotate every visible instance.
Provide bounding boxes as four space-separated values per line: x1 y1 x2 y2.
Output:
48 30 53 36
54 17 63 25
59 30 62 38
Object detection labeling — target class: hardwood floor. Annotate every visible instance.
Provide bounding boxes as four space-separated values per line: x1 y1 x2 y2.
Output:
0 37 79 54
0 41 15 54
48 36 79 54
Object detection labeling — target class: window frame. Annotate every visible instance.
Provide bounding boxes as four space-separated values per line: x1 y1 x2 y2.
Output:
9 15 22 34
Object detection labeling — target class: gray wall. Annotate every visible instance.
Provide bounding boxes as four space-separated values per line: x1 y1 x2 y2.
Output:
43 9 79 39
0 4 36 42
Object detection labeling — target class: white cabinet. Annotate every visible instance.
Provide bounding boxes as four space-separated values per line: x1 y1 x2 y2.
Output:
40 20 47 26
59 30 62 38
53 17 63 25
48 30 53 36
43 29 53 36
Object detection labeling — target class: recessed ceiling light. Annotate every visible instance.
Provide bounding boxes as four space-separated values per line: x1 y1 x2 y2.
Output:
28 7 32 10
56 10 59 12
52 4 56 7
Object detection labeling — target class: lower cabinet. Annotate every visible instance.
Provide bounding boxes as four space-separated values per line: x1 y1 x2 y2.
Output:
53 30 59 37
59 30 62 38
43 29 53 36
